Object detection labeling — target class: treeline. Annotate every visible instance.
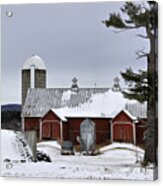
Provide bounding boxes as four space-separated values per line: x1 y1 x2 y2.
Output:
1 104 22 131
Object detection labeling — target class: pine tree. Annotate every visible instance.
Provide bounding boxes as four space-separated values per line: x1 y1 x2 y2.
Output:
121 68 148 103
103 1 158 166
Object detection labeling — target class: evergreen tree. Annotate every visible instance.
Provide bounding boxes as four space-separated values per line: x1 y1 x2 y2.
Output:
121 68 148 103
103 1 158 166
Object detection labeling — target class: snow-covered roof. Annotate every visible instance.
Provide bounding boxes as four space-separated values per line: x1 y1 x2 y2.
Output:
125 101 147 119
22 88 147 119
50 108 67 122
22 55 46 70
112 109 137 121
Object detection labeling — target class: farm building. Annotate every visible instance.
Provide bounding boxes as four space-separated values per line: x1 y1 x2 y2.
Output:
21 55 147 146
21 88 147 145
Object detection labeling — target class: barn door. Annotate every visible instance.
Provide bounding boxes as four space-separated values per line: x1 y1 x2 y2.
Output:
113 124 133 143
42 121 60 140
124 125 133 143
51 122 60 140
42 122 51 139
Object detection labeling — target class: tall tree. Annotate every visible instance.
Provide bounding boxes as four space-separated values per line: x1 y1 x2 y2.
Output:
103 1 158 166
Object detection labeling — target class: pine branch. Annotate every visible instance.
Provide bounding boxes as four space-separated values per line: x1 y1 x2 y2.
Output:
121 68 147 84
136 49 148 59
102 13 126 29
122 90 147 103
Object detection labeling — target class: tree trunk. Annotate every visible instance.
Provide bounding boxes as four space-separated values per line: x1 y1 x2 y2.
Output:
143 32 158 166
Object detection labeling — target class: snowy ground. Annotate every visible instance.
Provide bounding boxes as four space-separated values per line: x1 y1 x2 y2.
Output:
0 130 155 180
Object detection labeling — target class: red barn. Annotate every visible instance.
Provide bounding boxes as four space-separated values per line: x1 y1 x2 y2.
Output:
41 110 63 140
111 110 137 144
22 88 146 145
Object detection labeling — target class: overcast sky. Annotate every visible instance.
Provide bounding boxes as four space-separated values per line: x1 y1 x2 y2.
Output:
1 1 149 104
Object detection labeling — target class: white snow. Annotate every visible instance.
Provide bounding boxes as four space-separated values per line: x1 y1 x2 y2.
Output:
51 90 140 119
113 109 137 121
1 130 155 180
42 89 131 120
1 130 33 161
99 143 144 165
100 142 144 154
22 55 46 70
37 141 61 159
51 108 67 121
37 140 61 150
62 90 72 102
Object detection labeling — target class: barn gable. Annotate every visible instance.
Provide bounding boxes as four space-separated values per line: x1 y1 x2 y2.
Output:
112 110 137 123
111 110 137 144
43 109 67 122
41 110 61 141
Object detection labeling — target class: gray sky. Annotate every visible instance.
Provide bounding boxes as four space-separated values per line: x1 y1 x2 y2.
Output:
1 2 148 104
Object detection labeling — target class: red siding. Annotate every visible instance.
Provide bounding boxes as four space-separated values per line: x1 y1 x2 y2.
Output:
63 122 68 140
42 110 61 140
24 109 145 146
112 111 133 123
25 117 40 137
66 118 110 144
42 122 51 138
112 111 134 143
136 119 146 146
42 110 60 121
24 111 68 142
67 118 83 144
113 124 133 143
42 121 60 140
93 118 110 144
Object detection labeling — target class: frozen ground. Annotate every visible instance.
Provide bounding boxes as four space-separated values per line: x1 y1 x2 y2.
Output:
1 130 155 180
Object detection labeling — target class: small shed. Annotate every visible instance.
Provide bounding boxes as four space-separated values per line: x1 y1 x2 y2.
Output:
41 109 67 143
111 110 137 144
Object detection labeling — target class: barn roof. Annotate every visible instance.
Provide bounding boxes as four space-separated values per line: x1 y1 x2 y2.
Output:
50 108 67 122
22 88 147 118
112 109 137 121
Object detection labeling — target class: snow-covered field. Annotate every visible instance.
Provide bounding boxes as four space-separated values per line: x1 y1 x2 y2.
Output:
1 130 155 180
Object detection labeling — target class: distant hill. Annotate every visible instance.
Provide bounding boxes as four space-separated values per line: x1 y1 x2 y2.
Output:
1 104 22 131
1 104 21 112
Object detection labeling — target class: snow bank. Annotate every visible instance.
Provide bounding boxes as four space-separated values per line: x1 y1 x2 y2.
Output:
37 141 61 149
99 143 144 165
100 143 144 154
1 130 33 161
1 156 154 180
1 130 155 180
37 141 61 160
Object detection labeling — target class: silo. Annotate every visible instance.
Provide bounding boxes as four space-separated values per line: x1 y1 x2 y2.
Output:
22 55 46 105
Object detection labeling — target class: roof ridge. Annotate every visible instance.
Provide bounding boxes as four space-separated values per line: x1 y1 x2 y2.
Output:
29 87 111 90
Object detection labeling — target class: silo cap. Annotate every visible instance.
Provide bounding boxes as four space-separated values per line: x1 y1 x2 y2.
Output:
22 55 46 70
